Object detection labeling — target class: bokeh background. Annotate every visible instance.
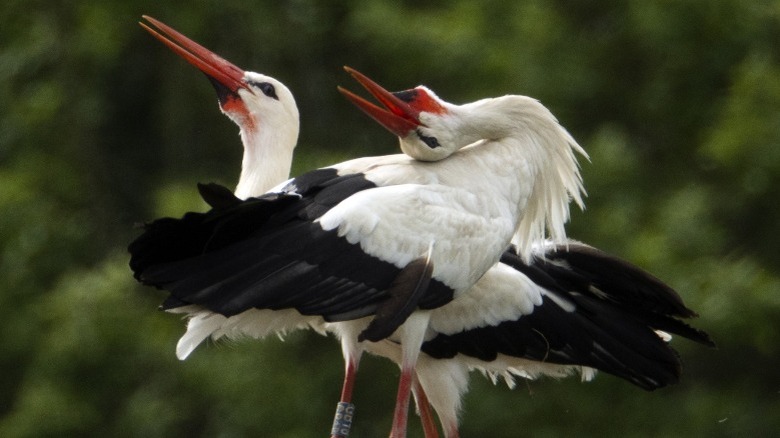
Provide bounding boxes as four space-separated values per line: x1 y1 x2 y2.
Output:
2 1 779 436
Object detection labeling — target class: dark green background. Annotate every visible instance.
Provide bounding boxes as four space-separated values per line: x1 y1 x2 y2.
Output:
2 1 778 436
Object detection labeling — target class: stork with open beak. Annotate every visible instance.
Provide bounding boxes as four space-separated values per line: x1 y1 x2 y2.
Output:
337 72 714 437
136 17 329 360
138 17 440 438
138 16 445 438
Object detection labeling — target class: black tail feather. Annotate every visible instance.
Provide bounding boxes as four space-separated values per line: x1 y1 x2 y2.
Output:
422 242 713 390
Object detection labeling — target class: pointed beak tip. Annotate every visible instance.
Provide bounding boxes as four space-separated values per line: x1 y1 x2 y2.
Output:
338 68 425 138
140 16 246 95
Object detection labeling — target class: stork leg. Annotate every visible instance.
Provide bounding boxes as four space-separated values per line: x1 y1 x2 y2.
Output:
412 376 440 438
390 363 414 437
330 349 363 438
388 312 431 438
340 356 359 404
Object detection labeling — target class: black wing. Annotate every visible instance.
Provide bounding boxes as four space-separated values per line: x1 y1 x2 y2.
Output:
527 242 713 344
129 168 453 328
421 243 713 390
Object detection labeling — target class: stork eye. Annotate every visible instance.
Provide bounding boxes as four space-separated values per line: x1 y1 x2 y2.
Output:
416 130 440 149
249 81 278 100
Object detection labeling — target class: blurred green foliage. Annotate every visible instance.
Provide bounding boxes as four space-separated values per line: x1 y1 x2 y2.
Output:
1 1 778 436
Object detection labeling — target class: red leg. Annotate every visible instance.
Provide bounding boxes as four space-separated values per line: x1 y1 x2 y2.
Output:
339 358 358 404
412 377 439 438
331 358 359 438
389 364 415 438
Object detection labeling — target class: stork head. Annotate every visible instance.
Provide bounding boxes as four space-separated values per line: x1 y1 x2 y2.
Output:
339 67 465 162
342 67 589 258
140 16 299 144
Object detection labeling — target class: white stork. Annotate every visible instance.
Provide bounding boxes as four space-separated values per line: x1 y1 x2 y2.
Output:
137 17 331 358
137 17 441 437
338 76 714 437
130 48 589 438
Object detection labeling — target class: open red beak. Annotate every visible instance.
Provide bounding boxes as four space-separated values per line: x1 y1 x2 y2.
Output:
140 16 246 96
338 66 422 137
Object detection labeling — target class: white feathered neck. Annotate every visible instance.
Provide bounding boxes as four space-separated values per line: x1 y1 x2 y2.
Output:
432 95 588 262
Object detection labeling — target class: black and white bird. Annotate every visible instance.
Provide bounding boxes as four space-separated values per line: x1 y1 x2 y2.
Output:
337 76 714 437
137 17 328 364
138 18 443 437
130 55 588 438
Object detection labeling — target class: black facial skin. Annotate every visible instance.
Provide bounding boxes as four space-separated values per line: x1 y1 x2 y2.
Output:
393 89 419 103
417 130 440 149
249 81 278 100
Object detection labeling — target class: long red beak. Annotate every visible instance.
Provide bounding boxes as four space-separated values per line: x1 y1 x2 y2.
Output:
338 66 421 137
140 16 246 95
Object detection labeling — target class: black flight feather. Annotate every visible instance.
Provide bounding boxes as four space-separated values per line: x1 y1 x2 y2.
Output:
198 182 241 209
129 170 453 340
421 244 713 390
359 254 435 342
